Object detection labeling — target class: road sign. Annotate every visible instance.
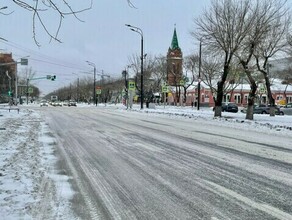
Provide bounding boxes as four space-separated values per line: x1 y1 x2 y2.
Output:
28 87 33 94
259 85 266 94
20 58 28 65
128 81 135 91
180 79 185 86
162 85 168 93
96 86 102 95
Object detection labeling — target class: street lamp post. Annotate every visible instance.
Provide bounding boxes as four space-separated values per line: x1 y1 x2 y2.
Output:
197 40 202 110
86 61 96 105
125 24 144 109
122 69 128 107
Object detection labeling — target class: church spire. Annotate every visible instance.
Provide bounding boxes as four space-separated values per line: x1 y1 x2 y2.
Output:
170 26 180 50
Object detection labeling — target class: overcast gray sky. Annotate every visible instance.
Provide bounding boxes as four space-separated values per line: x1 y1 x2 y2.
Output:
1 1 215 95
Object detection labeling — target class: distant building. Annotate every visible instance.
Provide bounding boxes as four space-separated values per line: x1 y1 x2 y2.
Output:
185 81 292 107
0 53 16 102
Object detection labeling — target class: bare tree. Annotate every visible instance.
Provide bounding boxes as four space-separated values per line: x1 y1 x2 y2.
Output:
1 1 92 46
253 0 290 116
151 55 167 92
1 1 138 46
183 55 198 104
234 0 264 120
128 53 158 102
127 0 137 8
194 0 255 117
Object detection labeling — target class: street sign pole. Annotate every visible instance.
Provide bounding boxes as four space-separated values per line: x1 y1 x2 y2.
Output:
162 83 168 109
128 79 135 109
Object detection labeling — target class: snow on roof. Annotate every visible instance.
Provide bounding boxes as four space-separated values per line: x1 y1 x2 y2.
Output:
184 80 292 92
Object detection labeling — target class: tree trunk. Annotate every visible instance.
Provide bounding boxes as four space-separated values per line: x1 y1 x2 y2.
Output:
245 72 257 120
214 80 224 117
214 64 229 117
263 73 275 116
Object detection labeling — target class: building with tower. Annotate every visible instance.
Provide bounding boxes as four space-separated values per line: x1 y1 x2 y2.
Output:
166 27 183 86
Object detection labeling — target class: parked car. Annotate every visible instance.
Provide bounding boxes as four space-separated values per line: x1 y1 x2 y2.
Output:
241 104 284 115
280 103 292 115
214 102 239 113
222 102 239 113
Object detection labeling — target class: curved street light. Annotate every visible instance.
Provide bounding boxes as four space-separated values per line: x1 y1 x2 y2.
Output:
125 24 144 109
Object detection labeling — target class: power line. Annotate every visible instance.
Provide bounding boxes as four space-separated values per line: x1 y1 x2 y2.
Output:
0 39 88 70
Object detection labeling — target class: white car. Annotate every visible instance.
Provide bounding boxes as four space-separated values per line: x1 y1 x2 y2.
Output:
40 101 49 107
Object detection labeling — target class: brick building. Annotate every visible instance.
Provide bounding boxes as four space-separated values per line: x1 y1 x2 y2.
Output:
0 53 16 101
185 82 292 107
166 27 183 86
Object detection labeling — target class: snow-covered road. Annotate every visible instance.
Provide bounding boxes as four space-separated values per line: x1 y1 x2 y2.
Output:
1 104 292 219
42 106 292 219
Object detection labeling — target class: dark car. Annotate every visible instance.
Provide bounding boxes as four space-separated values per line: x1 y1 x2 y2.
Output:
222 102 239 113
214 102 239 113
253 104 284 115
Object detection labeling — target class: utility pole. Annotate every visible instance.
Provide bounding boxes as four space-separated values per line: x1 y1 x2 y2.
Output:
26 78 29 105
86 61 97 105
77 77 79 102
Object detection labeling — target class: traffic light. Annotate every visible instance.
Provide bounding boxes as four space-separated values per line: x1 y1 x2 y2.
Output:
51 75 56 81
8 90 11 96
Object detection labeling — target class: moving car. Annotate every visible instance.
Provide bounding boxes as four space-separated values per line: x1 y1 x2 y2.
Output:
51 101 62 107
68 100 77 106
40 100 48 107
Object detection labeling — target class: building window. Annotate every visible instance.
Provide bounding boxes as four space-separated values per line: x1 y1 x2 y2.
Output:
244 95 248 103
234 94 241 104
223 94 230 102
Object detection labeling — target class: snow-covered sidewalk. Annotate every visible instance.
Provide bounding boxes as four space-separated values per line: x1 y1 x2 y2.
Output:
114 103 292 136
0 107 74 219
